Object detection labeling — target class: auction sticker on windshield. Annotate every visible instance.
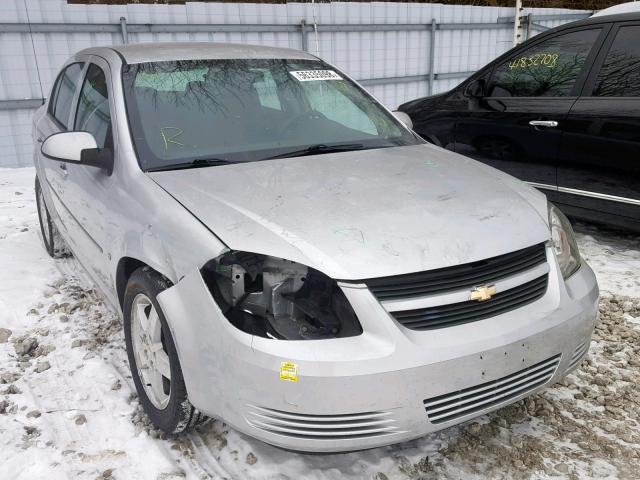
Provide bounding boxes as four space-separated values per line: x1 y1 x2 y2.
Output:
290 70 342 81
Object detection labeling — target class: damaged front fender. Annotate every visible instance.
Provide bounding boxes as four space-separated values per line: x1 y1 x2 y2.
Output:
156 268 254 414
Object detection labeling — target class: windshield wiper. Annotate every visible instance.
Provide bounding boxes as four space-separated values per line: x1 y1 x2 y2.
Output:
264 143 365 160
146 158 235 172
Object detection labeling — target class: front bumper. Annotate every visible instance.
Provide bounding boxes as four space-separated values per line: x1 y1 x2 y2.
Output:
158 253 599 452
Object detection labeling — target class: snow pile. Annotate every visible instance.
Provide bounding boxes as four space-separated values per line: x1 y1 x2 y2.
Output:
1 167 639 479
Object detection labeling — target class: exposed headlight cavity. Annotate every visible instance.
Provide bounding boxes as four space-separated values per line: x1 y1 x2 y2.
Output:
201 252 363 340
548 203 581 279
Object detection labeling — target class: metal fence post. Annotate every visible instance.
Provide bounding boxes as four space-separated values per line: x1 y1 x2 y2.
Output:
525 13 533 40
300 20 308 52
120 16 128 44
428 18 436 96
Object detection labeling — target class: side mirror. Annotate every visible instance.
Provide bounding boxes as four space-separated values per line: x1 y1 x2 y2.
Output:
463 78 486 99
392 111 413 130
41 132 113 175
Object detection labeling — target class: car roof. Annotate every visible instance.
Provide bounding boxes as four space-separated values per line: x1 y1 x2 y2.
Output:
592 1 640 18
518 9 639 42
82 42 318 64
558 10 640 28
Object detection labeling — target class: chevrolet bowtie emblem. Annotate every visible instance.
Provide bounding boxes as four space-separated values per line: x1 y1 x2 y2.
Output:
470 285 497 302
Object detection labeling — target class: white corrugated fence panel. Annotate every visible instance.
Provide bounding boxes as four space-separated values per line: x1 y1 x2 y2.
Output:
0 0 592 167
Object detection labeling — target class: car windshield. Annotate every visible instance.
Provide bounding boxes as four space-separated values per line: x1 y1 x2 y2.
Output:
122 58 420 171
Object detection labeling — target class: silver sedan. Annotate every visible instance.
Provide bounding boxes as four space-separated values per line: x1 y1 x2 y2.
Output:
33 42 599 452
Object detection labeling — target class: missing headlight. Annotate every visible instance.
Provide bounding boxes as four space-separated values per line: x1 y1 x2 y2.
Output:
201 252 363 340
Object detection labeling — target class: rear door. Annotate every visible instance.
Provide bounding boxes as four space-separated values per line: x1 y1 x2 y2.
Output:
35 61 86 236
556 22 640 225
455 27 606 187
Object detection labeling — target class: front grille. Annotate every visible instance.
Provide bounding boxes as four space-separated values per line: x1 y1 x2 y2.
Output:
424 354 560 424
365 243 547 301
245 405 404 440
392 274 548 331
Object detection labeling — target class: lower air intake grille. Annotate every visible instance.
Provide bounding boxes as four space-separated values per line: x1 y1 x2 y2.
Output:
568 341 589 371
423 354 561 424
245 405 404 440
392 274 548 331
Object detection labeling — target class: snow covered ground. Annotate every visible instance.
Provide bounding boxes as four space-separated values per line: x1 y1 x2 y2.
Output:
1 167 639 480
575 222 640 297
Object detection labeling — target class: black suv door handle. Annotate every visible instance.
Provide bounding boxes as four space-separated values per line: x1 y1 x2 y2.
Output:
529 120 558 128
59 163 67 171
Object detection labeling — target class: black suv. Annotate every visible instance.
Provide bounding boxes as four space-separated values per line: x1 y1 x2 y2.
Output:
399 12 640 232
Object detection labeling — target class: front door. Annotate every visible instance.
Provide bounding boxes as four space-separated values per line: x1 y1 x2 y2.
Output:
63 57 116 291
556 22 640 225
455 27 606 188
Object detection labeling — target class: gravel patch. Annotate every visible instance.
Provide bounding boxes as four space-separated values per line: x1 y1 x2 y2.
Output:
404 294 640 479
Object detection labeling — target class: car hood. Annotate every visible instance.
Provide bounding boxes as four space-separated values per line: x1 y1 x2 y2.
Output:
398 91 448 113
148 145 550 280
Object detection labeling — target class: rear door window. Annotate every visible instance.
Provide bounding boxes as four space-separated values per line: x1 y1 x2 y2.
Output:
593 25 640 97
49 63 84 129
488 29 601 97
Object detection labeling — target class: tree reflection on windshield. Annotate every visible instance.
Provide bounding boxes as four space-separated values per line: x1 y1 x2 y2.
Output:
123 58 418 171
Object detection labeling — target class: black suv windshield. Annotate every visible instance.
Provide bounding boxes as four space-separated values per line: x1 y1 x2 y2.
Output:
122 59 420 171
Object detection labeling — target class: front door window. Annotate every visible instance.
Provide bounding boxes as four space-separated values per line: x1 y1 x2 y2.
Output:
488 29 601 98
75 64 112 149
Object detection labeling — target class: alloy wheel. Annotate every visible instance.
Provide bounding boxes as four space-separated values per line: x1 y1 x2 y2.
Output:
130 293 172 409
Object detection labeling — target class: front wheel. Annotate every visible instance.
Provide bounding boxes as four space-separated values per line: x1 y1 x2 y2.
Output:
35 176 70 258
123 267 206 433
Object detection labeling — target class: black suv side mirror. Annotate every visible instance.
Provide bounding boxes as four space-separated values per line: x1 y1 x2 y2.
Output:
463 78 486 99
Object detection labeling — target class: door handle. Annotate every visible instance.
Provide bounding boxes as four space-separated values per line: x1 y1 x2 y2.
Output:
529 120 558 128
59 163 68 176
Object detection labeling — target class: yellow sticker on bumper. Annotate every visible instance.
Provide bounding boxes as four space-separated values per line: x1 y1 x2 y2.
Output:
279 362 298 382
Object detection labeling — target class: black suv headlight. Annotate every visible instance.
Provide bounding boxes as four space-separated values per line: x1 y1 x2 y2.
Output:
548 203 581 279
201 251 362 340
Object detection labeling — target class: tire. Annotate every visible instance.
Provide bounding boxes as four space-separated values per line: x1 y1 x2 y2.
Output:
123 267 206 433
35 176 70 258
